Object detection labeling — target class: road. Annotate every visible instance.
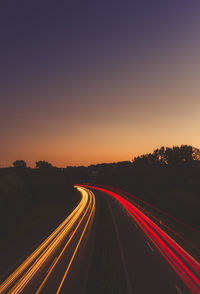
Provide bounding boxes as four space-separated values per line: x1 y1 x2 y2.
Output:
0 184 199 293
80 184 200 294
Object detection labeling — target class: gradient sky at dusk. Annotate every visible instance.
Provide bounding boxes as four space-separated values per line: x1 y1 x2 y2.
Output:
1 1 200 167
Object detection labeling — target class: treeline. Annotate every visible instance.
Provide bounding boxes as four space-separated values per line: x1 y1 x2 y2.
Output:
10 145 200 171
133 145 200 167
12 160 54 169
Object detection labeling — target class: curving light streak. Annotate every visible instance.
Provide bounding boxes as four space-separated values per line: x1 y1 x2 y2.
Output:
79 184 200 294
56 187 95 293
90 184 199 251
36 187 95 294
88 183 199 233
0 187 90 294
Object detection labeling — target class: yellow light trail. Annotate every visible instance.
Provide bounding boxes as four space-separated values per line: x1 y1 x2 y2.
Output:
35 187 95 294
0 187 90 294
56 187 95 293
8 187 90 294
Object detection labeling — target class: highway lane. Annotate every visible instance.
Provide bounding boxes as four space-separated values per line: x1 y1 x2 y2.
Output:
1 184 199 293
80 185 200 294
33 187 95 294
0 187 95 294
84 193 131 294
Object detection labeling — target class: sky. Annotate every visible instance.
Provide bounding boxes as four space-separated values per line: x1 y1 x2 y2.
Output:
1 0 200 167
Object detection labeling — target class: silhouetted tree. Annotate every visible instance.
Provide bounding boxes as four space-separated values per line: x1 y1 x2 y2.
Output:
133 145 200 167
132 154 150 167
13 160 27 168
192 146 200 160
35 161 53 169
165 145 200 166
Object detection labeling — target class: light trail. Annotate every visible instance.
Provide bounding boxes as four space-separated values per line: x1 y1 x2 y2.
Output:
93 184 199 251
56 188 95 293
0 193 86 293
90 183 199 233
35 187 95 294
0 187 92 294
79 184 200 294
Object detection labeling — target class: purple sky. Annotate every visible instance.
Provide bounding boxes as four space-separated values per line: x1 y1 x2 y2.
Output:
1 1 200 167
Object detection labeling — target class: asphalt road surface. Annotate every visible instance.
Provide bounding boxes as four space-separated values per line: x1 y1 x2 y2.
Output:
0 185 199 294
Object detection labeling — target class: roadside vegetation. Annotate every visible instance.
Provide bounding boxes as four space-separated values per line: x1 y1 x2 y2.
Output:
0 164 80 277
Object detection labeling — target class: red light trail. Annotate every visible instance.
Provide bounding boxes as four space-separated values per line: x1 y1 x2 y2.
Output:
79 184 200 294
88 184 199 252
90 183 199 233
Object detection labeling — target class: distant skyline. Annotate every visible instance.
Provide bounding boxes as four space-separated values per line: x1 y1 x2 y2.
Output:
1 1 200 167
